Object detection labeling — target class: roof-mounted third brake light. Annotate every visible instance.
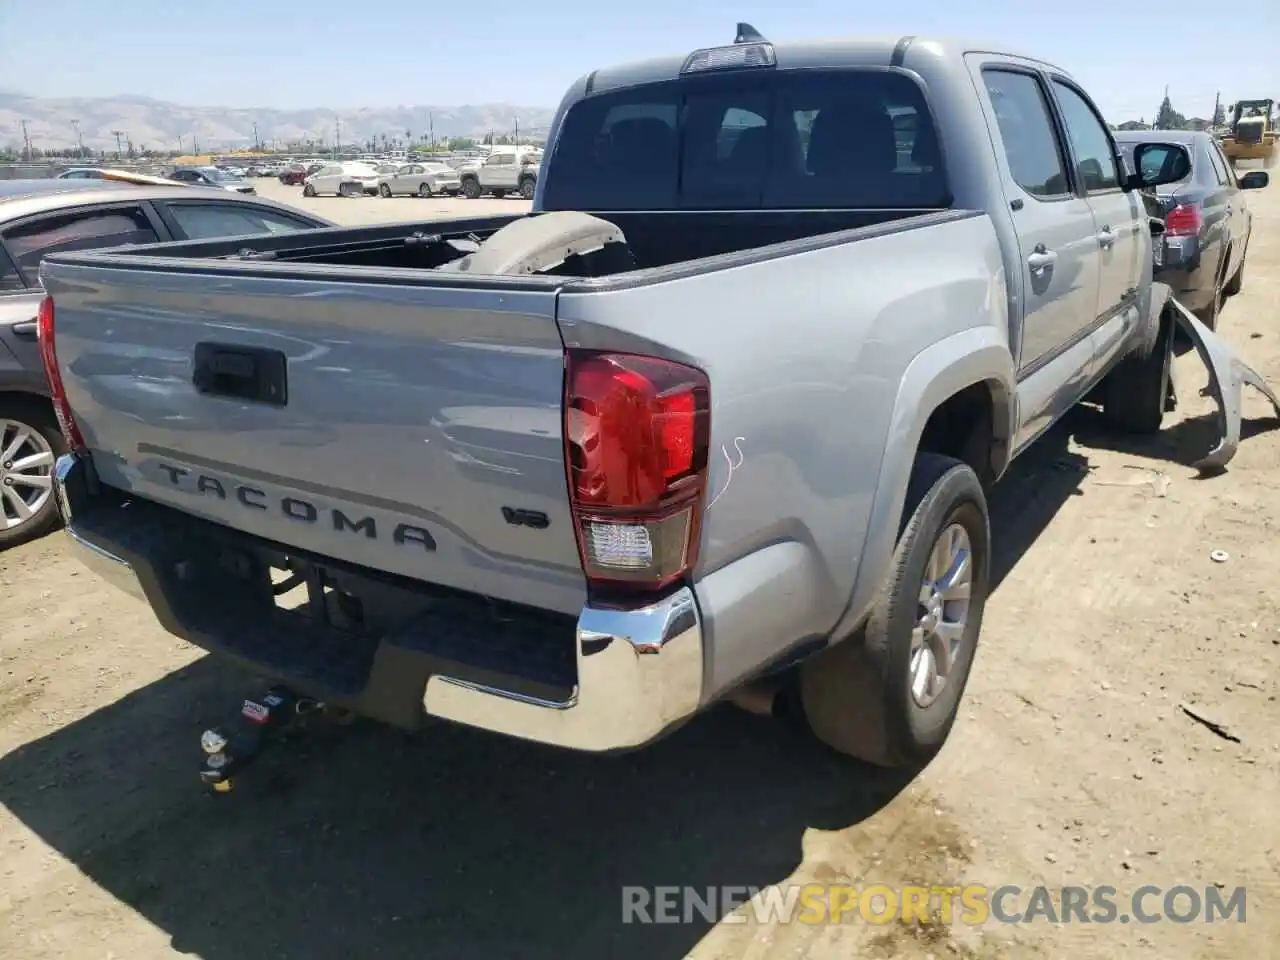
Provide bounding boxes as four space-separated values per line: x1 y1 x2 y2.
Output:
681 22 775 74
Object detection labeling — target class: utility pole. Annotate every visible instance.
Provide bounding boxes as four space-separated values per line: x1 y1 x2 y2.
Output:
514 116 519 146
253 121 260 151
71 119 85 157
20 120 32 161
334 117 341 158
429 112 435 153
111 129 124 159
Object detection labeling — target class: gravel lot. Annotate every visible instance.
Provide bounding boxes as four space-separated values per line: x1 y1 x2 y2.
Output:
1 176 1277 960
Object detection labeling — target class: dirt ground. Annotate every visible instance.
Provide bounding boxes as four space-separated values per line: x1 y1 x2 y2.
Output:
1 177 1278 960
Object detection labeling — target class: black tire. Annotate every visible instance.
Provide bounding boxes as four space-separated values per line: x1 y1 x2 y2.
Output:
1223 251 1245 297
302 183 316 197
800 453 990 767
1100 311 1173 434
461 177 481 199
1195 249 1229 331
417 182 432 198
0 399 68 550
519 177 536 200
378 183 392 198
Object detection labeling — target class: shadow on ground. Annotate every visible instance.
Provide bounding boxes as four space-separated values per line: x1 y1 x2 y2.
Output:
0 429 1092 960
1070 405 1280 470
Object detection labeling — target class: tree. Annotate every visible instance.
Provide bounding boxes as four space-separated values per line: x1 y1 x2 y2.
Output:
1212 92 1225 127
1154 91 1187 131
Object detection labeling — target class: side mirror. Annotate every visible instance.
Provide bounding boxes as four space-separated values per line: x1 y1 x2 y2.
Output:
1239 170 1270 190
1122 142 1192 191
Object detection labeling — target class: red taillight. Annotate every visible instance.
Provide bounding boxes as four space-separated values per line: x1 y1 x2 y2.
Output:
564 351 710 594
1164 204 1202 238
36 296 87 454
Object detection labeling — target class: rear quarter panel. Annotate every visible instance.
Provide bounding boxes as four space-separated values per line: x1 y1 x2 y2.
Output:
557 212 1011 698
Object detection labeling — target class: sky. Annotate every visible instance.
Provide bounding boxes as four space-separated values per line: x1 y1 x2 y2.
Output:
0 0 1275 123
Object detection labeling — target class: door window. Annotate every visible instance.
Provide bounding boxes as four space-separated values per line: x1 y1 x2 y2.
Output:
1205 141 1232 186
1050 80 1120 193
982 70 1071 200
2 207 160 284
165 203 318 240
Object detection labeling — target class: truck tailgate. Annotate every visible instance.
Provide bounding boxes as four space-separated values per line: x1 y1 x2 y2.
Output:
42 261 586 614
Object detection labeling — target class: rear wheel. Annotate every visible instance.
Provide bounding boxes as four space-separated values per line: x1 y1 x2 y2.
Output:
519 177 536 200
461 177 481 199
417 182 432 198
1196 250 1229 330
1223 248 1246 297
378 183 392 198
1101 311 1173 433
0 402 66 550
302 183 316 197
800 454 989 767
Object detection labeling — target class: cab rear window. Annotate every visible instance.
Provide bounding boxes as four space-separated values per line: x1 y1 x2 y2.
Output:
541 69 949 211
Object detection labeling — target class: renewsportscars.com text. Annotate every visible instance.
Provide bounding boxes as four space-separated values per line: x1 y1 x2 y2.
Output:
621 883 1246 926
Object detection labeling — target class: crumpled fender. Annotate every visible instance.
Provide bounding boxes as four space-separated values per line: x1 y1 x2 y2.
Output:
1167 298 1280 473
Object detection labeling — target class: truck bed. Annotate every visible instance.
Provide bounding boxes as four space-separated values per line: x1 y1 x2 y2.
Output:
67 208 946 279
40 204 986 626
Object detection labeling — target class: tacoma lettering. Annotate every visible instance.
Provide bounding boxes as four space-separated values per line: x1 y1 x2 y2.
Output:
152 463 429 549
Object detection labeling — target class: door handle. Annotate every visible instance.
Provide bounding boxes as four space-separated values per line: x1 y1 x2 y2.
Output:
1027 245 1058 271
10 319 37 340
1097 225 1116 249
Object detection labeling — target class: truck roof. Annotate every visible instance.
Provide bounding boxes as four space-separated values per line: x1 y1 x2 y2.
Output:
580 34 1068 96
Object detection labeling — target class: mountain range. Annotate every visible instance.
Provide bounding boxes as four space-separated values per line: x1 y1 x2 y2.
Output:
0 91 557 152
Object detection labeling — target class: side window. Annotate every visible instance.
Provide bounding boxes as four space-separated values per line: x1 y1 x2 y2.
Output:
1203 142 1233 185
3 207 160 283
1206 142 1233 186
0 244 26 292
982 69 1071 199
1051 80 1120 193
165 203 316 240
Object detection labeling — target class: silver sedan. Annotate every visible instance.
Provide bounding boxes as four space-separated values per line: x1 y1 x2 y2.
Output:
376 162 462 198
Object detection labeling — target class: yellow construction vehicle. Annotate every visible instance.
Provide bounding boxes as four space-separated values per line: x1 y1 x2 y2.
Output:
1220 99 1276 165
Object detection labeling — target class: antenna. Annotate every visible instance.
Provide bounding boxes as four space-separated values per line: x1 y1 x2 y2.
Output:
734 22 766 44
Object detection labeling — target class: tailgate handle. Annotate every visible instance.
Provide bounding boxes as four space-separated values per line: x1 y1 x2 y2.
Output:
193 343 288 406
11 320 37 340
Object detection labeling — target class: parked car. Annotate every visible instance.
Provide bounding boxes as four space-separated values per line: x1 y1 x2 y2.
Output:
0 179 332 547
169 166 257 195
1115 130 1269 329
376 161 462 197
55 168 109 180
303 161 380 197
458 147 541 199
278 163 316 185
56 168 182 186
42 31 1202 770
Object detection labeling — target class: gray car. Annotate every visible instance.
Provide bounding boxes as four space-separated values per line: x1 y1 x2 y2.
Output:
1115 130 1269 329
0 179 333 547
168 166 258 194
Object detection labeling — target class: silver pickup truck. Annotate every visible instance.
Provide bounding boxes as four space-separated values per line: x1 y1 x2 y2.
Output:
39 31 1204 768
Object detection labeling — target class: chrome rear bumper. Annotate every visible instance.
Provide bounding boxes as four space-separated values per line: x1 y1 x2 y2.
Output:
424 590 702 751
53 453 705 751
